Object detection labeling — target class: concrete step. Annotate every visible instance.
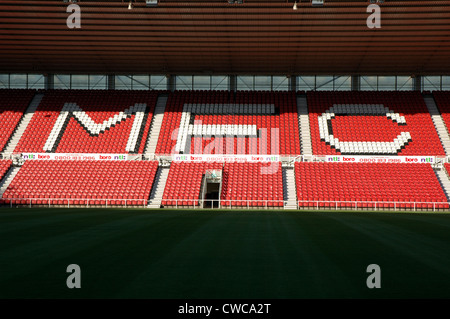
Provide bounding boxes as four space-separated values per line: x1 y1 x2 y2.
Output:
0 166 21 198
145 95 168 155
434 168 450 202
148 166 170 207
424 96 450 155
3 93 44 154
283 167 297 208
297 95 313 155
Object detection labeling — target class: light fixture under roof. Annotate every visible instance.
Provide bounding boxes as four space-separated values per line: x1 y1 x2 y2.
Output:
293 1 298 10
146 0 158 6
128 0 133 10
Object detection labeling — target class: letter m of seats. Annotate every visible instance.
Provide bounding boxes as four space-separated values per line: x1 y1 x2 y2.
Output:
43 103 147 153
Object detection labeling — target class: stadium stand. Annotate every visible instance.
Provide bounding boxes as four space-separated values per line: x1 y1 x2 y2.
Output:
221 162 283 207
295 162 448 209
307 91 445 156
155 91 300 156
14 90 157 154
1 89 450 210
0 89 35 152
1 160 158 206
162 161 223 206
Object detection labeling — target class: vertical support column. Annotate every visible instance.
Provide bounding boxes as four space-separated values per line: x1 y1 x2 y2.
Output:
45 73 54 90
167 74 175 92
107 74 115 90
229 75 237 93
289 75 297 92
413 75 422 91
351 75 360 91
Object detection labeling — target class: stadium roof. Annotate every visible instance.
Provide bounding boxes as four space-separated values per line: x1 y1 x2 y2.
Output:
1 0 450 75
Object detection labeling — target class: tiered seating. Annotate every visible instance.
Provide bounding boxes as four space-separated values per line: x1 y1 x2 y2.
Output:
0 159 12 181
307 91 445 155
14 90 157 154
295 162 448 209
0 89 35 152
156 91 300 156
1 160 158 206
433 92 450 137
221 162 283 207
162 161 222 206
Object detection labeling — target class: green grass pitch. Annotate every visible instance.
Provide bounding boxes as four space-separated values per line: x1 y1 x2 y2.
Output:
0 208 449 299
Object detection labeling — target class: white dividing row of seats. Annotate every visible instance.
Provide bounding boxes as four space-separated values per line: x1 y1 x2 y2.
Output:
175 110 191 152
324 104 407 124
318 104 411 154
183 103 275 115
43 103 73 151
175 103 275 153
125 107 146 153
43 102 147 152
324 132 412 154
187 124 258 137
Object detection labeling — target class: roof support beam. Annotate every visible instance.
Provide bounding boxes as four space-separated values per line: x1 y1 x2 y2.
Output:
44 73 54 90
230 75 236 93
167 75 175 92
414 75 422 91
289 75 296 92
107 74 115 90
351 75 360 91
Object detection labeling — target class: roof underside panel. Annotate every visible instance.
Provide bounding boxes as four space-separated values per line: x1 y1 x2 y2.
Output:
0 0 449 75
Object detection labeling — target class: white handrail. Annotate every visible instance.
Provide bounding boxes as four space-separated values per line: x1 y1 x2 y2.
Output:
1 198 449 211
160 199 285 209
1 198 148 209
295 200 449 212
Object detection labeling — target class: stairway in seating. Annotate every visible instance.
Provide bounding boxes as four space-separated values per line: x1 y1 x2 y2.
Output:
424 95 450 155
145 95 168 155
0 166 21 199
3 93 44 154
297 94 313 155
283 167 297 209
148 166 170 208
434 167 450 202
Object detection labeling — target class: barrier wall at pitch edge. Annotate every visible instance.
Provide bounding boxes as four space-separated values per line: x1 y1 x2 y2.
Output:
172 154 280 163
14 153 438 164
21 153 129 161
325 155 436 164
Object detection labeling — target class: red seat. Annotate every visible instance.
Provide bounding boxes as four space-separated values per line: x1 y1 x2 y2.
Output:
308 91 445 156
14 90 158 154
1 160 159 208
295 162 448 211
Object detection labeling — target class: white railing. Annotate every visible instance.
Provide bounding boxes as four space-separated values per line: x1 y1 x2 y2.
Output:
0 198 148 208
0 152 14 160
159 199 449 211
0 198 286 209
3 152 447 166
161 199 286 209
1 198 449 211
281 155 301 162
127 154 144 161
296 200 450 212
